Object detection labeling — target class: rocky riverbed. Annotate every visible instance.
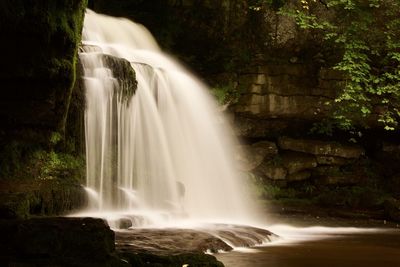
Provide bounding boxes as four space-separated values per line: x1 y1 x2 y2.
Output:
0 217 276 267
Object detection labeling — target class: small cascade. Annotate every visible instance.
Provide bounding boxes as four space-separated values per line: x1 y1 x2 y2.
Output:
78 9 259 227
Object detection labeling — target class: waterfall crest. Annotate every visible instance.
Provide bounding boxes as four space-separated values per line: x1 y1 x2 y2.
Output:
79 9 259 226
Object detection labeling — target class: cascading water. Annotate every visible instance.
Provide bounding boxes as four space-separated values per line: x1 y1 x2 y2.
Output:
78 9 259 227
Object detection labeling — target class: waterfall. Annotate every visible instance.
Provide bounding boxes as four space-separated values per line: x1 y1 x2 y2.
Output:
79 9 258 226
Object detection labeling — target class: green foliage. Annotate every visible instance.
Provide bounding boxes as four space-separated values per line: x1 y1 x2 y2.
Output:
246 172 298 199
282 0 400 131
33 150 85 181
211 83 242 105
50 132 62 146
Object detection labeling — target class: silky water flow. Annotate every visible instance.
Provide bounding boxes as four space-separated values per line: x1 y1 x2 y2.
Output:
77 9 260 228
73 11 390 261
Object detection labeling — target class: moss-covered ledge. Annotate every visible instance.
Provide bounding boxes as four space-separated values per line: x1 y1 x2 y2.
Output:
0 0 88 218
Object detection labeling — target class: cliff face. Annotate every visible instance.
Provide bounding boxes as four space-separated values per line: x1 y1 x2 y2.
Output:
0 0 88 218
90 0 400 220
0 0 87 138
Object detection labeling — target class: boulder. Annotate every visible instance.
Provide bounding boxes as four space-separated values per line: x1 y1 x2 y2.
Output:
281 152 317 174
256 162 287 180
278 136 365 158
0 217 127 267
237 141 278 171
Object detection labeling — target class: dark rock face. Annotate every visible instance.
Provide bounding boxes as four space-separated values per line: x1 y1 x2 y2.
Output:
0 1 88 217
0 0 87 142
0 180 87 219
102 53 138 101
91 0 249 76
0 217 127 267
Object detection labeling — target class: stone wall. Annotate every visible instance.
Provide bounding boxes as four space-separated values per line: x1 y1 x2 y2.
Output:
231 64 344 138
239 137 365 186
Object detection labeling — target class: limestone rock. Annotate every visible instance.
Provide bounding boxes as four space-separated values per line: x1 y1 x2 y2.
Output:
102 54 137 99
319 175 360 185
117 218 133 229
319 68 344 80
237 141 278 171
281 152 317 174
257 162 287 180
287 171 311 182
316 156 352 165
232 115 315 139
278 137 365 158
235 94 329 119
313 166 359 185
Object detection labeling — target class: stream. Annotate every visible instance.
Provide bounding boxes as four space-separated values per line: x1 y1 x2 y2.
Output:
217 216 400 267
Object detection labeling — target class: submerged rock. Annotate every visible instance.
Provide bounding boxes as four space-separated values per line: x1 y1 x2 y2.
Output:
114 224 276 266
115 228 229 266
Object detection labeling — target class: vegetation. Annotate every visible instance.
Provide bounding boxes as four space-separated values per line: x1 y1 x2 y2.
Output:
282 0 400 132
211 83 243 105
247 0 400 132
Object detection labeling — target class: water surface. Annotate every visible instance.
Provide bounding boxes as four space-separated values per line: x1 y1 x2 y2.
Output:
217 223 400 267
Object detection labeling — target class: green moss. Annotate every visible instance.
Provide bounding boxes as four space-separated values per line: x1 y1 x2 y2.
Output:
33 150 85 182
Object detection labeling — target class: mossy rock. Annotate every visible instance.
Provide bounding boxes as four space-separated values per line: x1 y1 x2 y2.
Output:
0 0 88 185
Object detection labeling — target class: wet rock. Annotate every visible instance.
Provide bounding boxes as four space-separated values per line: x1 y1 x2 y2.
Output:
235 94 329 119
0 217 127 267
115 228 232 255
237 141 278 171
115 224 276 266
102 54 137 99
278 137 365 158
257 162 287 180
281 152 317 174
117 218 133 229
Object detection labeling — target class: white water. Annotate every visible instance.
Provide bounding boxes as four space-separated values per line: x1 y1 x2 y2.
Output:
78 10 259 227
